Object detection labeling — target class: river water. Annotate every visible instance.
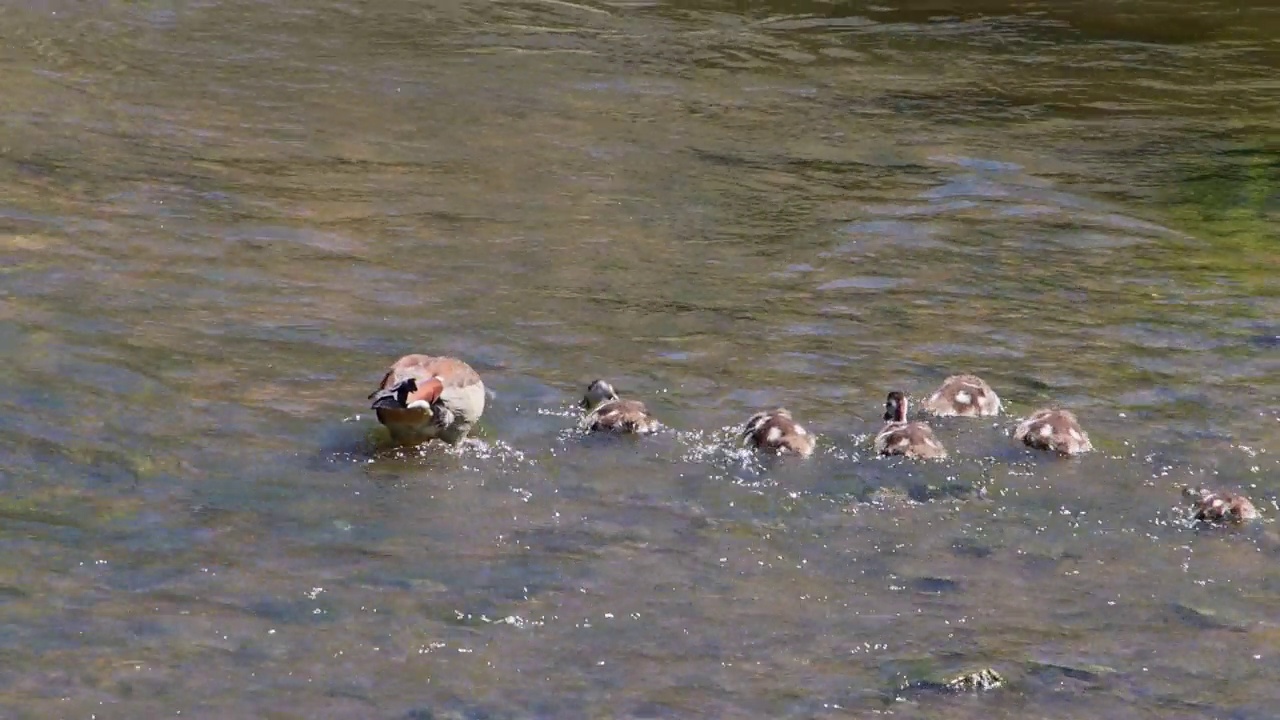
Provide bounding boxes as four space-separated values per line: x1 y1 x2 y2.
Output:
1 0 1278 717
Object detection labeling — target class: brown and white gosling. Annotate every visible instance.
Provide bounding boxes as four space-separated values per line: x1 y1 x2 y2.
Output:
1013 408 1092 455
922 374 1002 417
742 408 815 458
579 379 661 434
1182 486 1260 525
875 391 948 460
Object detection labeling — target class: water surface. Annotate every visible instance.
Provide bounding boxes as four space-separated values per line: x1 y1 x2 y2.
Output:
1 0 1278 717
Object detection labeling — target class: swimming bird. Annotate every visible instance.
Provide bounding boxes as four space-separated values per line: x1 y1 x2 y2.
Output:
368 354 486 445
1183 486 1260 524
921 374 1001 417
742 407 815 458
1013 408 1092 455
876 391 948 459
579 379 660 434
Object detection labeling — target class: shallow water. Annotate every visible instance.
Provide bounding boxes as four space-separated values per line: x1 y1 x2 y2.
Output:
1 0 1278 717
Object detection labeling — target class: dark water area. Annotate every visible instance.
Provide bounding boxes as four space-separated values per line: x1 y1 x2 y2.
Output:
1 0 1278 717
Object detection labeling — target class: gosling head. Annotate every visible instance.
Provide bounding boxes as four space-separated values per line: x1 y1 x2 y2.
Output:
581 379 620 410
883 391 908 423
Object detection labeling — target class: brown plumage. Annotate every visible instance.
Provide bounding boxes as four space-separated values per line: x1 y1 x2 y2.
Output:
1013 408 1092 455
1183 487 1260 524
579 380 660 434
368 354 486 445
876 391 947 459
922 374 1002 417
742 407 815 458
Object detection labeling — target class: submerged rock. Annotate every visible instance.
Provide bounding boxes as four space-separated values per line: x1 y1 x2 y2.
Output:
1025 660 1118 682
943 667 1007 692
896 666 1007 698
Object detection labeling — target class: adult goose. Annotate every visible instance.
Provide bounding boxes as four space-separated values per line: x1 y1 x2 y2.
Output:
368 354 486 445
